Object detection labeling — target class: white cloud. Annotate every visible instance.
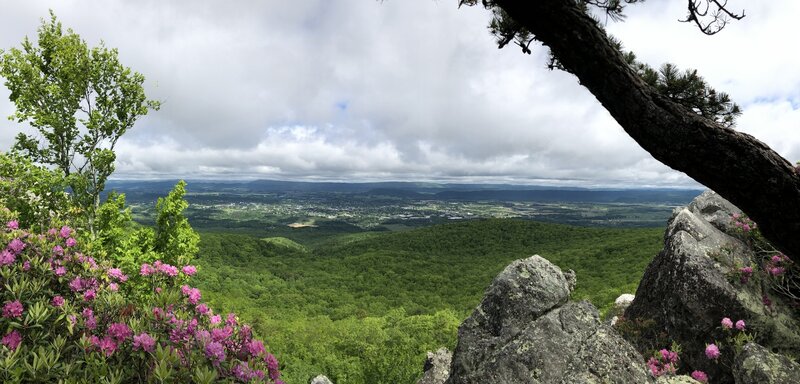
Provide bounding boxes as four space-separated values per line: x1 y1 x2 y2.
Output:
1 1 797 187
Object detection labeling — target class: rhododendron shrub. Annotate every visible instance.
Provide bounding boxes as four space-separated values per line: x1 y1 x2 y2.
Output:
0 210 283 383
728 214 799 307
645 347 679 378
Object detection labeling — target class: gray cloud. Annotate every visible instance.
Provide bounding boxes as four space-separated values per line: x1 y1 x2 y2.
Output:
1 0 797 187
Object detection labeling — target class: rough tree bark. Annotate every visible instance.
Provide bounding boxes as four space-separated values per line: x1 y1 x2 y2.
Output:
493 0 800 260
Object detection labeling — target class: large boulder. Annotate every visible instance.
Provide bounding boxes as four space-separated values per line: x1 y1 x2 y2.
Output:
656 376 702 384
733 343 800 384
624 191 800 383
417 348 452 384
445 255 651 384
309 375 333 384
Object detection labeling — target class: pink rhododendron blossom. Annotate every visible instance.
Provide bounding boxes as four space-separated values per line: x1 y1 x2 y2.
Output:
59 225 72 238
22 260 30 271
210 314 222 325
187 288 201 304
646 357 660 376
75 254 98 270
107 323 132 341
107 268 128 282
266 353 280 380
205 341 225 363
1 330 22 350
82 308 97 330
226 313 237 327
52 245 64 256
6 220 18 230
735 320 746 330
2 300 23 318
721 317 733 329
55 266 66 276
646 348 679 377
140 263 154 276
196 303 210 315
51 295 64 307
159 264 178 277
69 277 83 292
8 238 25 253
247 340 266 357
239 325 252 341
660 349 678 363
108 282 119 292
0 250 15 266
182 265 197 276
65 237 77 247
253 370 266 380
705 344 720 360
92 335 118 356
211 327 233 343
232 362 252 381
691 370 708 383
195 329 211 345
739 266 753 284
133 332 156 352
769 267 785 276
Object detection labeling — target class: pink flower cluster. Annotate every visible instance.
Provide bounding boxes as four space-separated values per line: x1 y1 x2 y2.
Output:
1 330 22 350
2 236 27 265
766 253 792 277
721 317 746 331
705 343 720 360
1 217 284 383
140 260 179 277
2 300 24 319
691 370 708 383
181 285 202 304
133 332 156 352
646 348 678 377
731 213 757 233
107 267 128 282
738 266 753 284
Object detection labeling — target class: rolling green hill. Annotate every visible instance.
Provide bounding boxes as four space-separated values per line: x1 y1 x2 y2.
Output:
194 218 664 384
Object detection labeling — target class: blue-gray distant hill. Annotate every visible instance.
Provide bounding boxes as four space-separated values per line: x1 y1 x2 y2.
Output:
105 179 701 205
431 189 700 204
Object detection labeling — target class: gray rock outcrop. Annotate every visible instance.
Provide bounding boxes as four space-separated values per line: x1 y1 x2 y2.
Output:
624 191 800 382
655 376 701 384
417 348 452 384
445 255 651 384
309 374 333 384
733 343 800 384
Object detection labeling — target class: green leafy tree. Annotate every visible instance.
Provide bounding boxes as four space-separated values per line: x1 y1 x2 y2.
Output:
0 151 69 230
154 180 200 266
0 11 160 234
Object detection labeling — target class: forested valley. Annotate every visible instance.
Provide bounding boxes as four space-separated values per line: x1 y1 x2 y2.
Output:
190 218 665 383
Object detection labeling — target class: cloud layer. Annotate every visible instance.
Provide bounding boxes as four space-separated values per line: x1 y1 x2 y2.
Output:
1 0 797 187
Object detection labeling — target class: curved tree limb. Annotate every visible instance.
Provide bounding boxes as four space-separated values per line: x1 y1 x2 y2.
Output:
491 0 800 260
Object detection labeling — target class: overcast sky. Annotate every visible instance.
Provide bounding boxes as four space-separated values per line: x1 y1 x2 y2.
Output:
0 1 798 187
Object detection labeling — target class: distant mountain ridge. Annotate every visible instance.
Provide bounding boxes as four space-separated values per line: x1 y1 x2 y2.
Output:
106 179 701 204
